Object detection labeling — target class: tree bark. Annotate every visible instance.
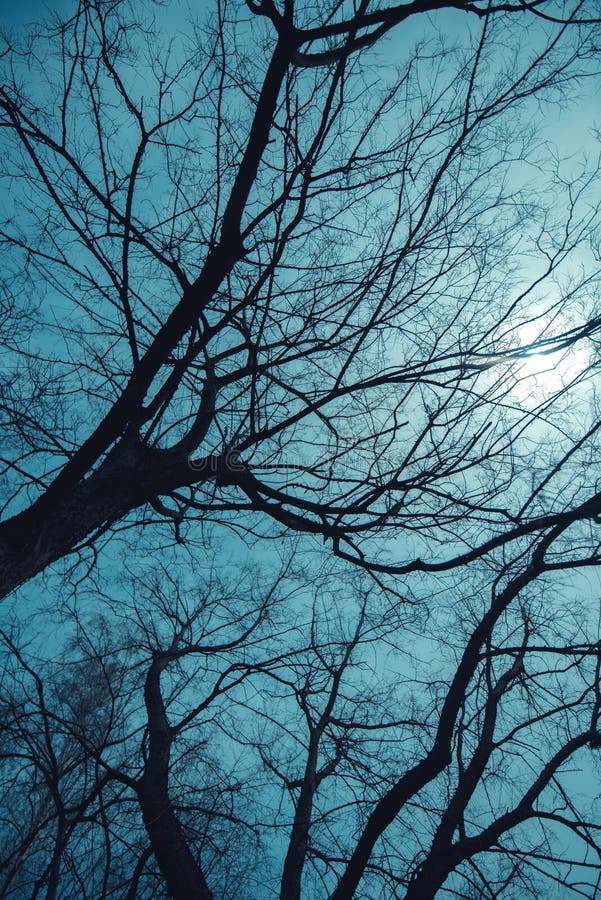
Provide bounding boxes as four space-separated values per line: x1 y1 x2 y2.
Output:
280 734 319 900
403 856 456 900
137 779 213 900
0 436 218 600
136 658 213 900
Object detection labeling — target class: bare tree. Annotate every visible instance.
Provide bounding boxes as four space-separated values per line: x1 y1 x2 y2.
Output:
0 0 599 597
3 538 601 898
1 0 601 897
0 558 287 898
0 624 130 899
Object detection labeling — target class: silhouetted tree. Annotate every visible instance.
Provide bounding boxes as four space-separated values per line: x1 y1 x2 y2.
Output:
1 0 601 896
2 541 601 897
0 0 599 595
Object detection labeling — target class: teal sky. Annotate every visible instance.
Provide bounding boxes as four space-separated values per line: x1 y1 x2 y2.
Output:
1 3 600 893
0 0 70 27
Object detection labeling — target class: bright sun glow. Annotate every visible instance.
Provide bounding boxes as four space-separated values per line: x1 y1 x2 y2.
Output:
510 319 591 397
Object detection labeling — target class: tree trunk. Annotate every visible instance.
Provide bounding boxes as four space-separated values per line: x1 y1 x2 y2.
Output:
280 735 319 900
403 858 453 900
137 658 213 900
0 437 207 600
137 779 213 900
0 33 294 605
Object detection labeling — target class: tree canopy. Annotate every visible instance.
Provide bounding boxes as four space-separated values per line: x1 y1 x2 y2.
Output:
1 0 601 897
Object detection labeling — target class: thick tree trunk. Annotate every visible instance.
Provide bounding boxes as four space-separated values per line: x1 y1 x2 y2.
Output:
0 437 206 600
403 858 454 900
137 779 213 900
280 736 319 900
136 658 213 900
0 36 296 605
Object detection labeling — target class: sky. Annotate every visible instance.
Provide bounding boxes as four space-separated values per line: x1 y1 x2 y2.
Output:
1 0 601 896
0 0 71 28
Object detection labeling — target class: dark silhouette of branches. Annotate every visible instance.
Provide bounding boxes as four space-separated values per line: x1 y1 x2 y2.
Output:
1 0 601 897
3 541 601 897
0 0 599 597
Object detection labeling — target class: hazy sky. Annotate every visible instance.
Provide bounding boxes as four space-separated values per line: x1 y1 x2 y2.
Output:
0 0 68 28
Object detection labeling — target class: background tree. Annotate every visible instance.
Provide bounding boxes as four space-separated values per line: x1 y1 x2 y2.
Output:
2 537 601 898
1 0 601 897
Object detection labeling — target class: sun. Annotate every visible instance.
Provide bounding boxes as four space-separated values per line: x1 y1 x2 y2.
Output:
509 318 591 398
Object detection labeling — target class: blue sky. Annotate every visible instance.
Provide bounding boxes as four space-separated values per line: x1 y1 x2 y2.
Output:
0 0 71 28
1 1 601 895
